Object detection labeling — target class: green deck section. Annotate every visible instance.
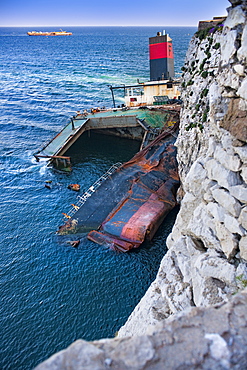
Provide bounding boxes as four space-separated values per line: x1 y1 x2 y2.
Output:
41 118 89 157
35 108 171 159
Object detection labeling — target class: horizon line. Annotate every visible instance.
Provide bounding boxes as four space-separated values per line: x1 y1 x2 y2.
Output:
0 24 198 28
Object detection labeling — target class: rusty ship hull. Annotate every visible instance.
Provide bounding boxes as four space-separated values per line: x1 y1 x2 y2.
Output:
58 123 179 252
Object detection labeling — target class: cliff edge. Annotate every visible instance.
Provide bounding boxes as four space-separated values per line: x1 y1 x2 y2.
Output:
118 0 247 338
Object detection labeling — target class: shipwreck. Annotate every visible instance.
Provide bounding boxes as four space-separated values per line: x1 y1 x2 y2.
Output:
58 122 179 251
35 30 181 251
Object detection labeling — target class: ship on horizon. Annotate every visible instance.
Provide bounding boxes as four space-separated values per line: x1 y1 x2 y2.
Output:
27 30 72 36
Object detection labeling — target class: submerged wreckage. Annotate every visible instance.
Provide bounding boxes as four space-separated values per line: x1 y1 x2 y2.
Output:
34 30 181 251
58 123 179 252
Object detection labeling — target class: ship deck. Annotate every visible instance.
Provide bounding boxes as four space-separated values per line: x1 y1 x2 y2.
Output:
34 105 180 164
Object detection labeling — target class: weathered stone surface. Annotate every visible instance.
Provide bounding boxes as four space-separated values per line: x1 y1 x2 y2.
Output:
35 290 247 370
206 202 225 222
212 188 242 217
166 192 199 246
191 249 237 306
233 63 245 75
187 205 222 249
205 158 241 188
156 238 193 314
183 159 207 196
206 137 217 157
237 23 247 62
238 77 247 101
225 5 246 28
215 222 239 259
239 235 247 260
220 98 247 143
229 184 247 203
241 165 247 182
35 340 105 370
220 30 237 65
214 145 241 171
234 146 247 162
239 206 247 229
224 212 246 235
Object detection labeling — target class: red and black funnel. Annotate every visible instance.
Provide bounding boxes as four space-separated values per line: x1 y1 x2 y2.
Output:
149 31 174 81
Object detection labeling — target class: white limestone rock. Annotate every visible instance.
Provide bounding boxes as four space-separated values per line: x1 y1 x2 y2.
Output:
157 238 193 314
239 206 247 230
206 137 217 157
194 249 236 286
214 145 241 172
187 204 221 250
203 191 214 203
35 339 105 370
191 249 236 306
112 335 155 368
205 333 230 368
220 69 240 91
212 188 242 217
224 212 246 235
234 146 247 162
167 192 199 246
221 134 235 154
236 262 247 289
241 165 247 182
183 160 207 197
237 23 247 62
202 179 218 203
220 30 237 65
237 77 247 100
233 64 245 76
206 202 225 222
239 235 247 261
229 185 247 204
215 222 239 259
224 5 246 29
205 158 241 188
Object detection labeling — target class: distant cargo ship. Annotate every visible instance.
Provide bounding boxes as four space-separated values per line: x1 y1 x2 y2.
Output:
27 30 72 36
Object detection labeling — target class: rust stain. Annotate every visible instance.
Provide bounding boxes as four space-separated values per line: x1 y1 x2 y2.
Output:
59 118 180 251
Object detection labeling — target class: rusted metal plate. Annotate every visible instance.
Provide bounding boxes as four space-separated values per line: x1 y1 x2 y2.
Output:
58 122 180 252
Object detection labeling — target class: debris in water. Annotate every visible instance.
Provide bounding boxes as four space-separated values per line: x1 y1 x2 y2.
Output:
68 184 80 192
67 240 80 248
62 213 71 219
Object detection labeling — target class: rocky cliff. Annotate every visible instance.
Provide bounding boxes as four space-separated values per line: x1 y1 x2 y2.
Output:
117 0 247 338
36 0 247 368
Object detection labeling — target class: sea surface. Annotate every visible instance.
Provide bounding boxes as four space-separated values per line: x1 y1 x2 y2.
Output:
0 26 196 369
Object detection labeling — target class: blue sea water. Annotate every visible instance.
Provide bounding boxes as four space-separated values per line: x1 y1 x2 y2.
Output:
0 26 196 369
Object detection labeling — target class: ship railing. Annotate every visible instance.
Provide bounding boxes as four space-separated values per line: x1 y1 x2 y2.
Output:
65 162 122 219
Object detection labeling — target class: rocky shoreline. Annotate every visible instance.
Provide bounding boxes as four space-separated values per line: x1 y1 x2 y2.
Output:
36 0 247 368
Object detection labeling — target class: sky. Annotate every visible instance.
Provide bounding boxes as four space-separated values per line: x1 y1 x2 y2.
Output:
0 0 229 27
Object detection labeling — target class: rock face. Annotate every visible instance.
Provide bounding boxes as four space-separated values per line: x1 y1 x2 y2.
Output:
36 0 247 368
36 289 247 369
118 0 247 338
